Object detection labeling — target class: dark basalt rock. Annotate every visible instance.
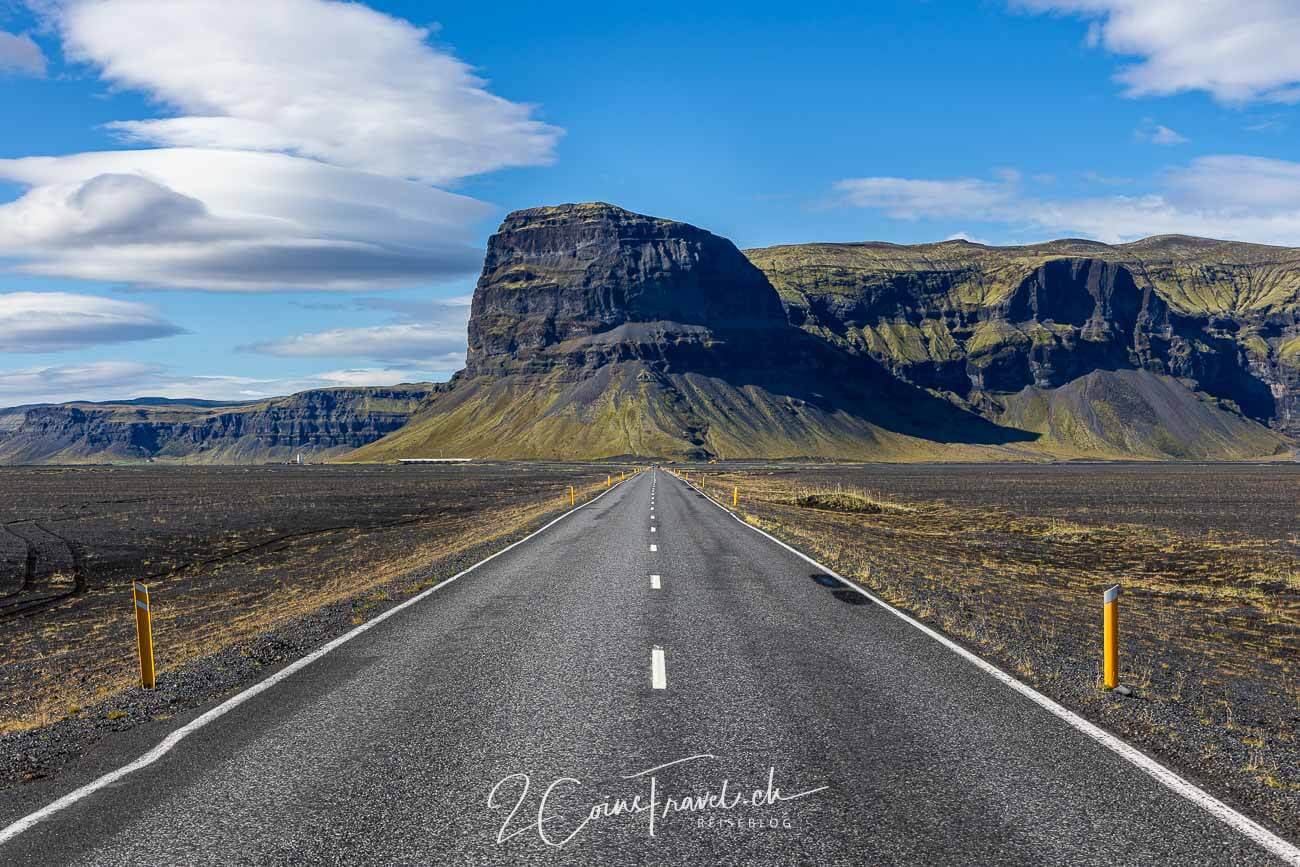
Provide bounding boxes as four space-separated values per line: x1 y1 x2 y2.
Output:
348 205 1289 460
749 237 1300 437
465 202 789 376
0 386 434 464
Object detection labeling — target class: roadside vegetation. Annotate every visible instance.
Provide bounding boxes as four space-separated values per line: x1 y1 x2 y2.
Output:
0 463 617 738
684 462 1300 835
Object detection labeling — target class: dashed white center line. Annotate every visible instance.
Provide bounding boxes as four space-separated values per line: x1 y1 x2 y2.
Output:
650 543 657 552
651 646 667 689
651 526 656 532
650 574 661 589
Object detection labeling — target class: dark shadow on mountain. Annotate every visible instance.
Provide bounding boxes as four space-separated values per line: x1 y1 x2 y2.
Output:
651 325 1040 446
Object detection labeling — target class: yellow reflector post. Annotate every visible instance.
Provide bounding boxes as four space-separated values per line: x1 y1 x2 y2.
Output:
132 582 156 689
1103 585 1120 689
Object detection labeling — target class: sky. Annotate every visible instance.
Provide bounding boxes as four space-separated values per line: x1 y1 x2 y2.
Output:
2 0 1300 405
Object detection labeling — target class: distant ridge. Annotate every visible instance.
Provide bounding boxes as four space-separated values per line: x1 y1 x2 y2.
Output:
749 230 1300 443
0 385 435 465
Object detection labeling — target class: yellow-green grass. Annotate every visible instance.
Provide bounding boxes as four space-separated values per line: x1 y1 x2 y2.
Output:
694 465 1300 828
1 473 614 734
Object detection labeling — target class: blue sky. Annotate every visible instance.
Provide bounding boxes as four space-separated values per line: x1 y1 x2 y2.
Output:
2 0 1299 405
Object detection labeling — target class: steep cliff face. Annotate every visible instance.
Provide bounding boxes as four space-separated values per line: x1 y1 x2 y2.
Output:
353 204 1288 461
14 203 1287 464
465 203 788 376
749 236 1300 439
0 386 434 464
354 203 1031 461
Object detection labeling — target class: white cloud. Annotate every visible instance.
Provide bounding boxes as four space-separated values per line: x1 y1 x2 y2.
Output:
836 155 1300 245
0 291 183 352
0 1 562 292
310 367 446 388
1135 119 1188 145
0 360 449 406
833 175 1020 220
0 149 491 290
244 295 471 363
1245 117 1285 133
245 323 467 363
944 232 993 246
1164 155 1300 210
0 360 163 404
0 30 45 76
1016 1 1300 104
0 173 263 247
47 0 561 184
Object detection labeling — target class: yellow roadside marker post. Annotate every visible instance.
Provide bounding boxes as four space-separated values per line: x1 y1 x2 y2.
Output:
621 471 625 481
569 485 575 507
132 582 156 689
1103 585 1120 689
733 486 738 508
607 475 612 488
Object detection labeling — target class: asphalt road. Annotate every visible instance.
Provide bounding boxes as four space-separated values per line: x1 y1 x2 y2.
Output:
0 469 1294 865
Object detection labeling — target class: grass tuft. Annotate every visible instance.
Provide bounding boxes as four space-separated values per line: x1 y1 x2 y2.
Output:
792 484 909 514
796 492 882 513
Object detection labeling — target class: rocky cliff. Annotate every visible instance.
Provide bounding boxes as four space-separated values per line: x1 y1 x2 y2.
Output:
11 203 1293 464
353 204 1289 461
465 203 789 376
354 203 1009 460
748 236 1300 442
0 385 434 464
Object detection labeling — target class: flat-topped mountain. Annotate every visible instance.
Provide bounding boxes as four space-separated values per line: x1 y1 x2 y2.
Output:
748 233 1300 444
6 204 1295 464
465 203 789 376
353 204 1292 461
0 385 433 464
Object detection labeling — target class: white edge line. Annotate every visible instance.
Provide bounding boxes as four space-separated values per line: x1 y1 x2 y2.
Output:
0 476 630 847
673 474 1300 865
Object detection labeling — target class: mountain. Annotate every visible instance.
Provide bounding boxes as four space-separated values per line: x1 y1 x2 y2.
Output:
749 235 1300 446
7 205 1295 464
350 203 1292 461
0 385 433 464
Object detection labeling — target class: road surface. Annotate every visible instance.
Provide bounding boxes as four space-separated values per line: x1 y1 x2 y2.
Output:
0 469 1294 865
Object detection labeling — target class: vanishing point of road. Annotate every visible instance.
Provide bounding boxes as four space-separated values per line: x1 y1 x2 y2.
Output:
1 469 1296 865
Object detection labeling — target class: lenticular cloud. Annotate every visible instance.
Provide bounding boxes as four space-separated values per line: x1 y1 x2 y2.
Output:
0 0 563 292
0 149 492 291
0 292 182 352
53 0 560 183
